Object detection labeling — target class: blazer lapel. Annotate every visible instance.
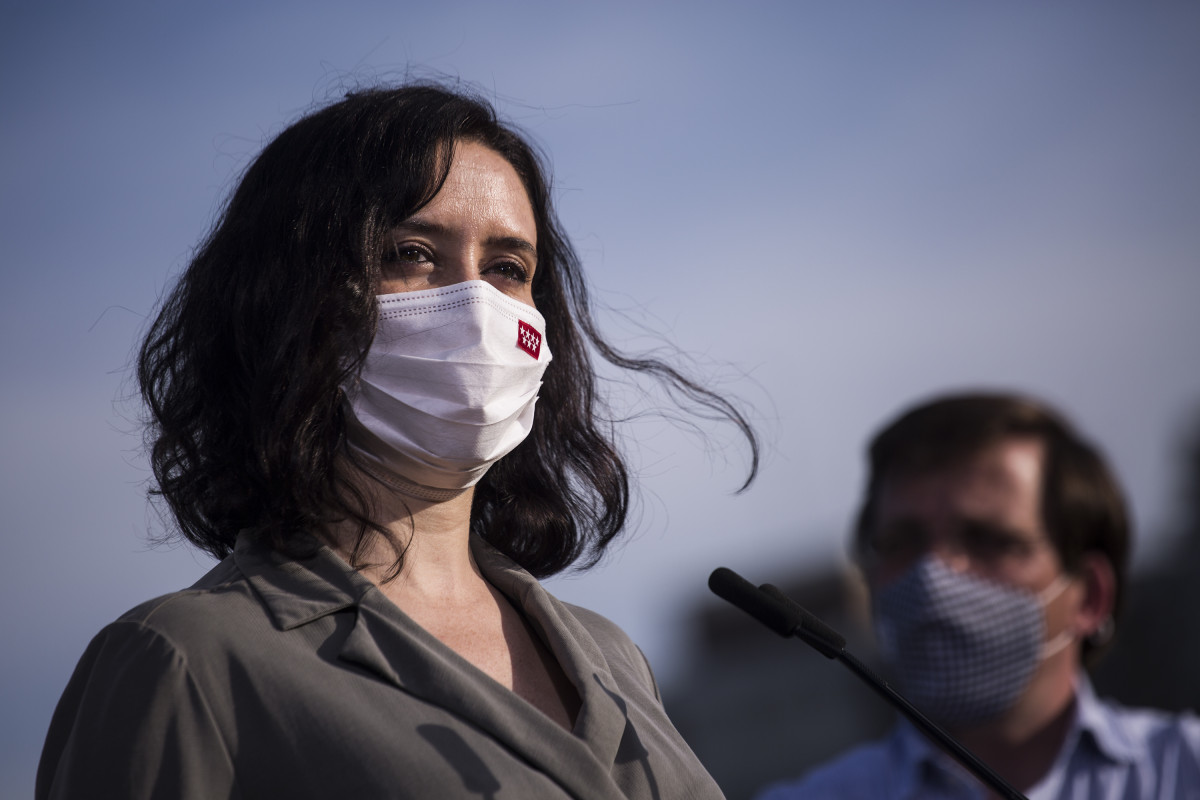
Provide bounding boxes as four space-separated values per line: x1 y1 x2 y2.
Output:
340 591 631 800
237 529 638 799
473 540 635 774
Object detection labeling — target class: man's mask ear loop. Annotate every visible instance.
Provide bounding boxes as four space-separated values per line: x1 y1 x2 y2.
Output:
1038 576 1077 660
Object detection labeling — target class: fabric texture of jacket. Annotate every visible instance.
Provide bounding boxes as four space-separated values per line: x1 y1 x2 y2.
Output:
38 530 723 800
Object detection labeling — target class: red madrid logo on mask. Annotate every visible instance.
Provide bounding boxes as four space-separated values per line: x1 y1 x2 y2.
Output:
517 320 541 359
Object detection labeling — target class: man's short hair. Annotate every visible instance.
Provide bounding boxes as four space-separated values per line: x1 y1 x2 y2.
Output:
853 392 1130 662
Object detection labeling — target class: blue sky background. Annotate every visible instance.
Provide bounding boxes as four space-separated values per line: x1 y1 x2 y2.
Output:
4 2 1200 795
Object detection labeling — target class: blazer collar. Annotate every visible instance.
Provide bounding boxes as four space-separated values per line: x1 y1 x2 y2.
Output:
235 529 636 799
234 529 368 630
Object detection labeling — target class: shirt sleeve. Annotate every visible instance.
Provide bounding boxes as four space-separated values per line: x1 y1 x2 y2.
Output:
36 619 238 800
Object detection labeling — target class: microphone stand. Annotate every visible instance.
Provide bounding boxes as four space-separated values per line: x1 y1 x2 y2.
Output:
709 567 1028 800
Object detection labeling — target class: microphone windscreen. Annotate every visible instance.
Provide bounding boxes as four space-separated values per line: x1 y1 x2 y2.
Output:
708 568 802 637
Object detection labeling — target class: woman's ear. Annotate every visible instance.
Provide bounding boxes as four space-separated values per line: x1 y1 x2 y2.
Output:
1074 552 1116 638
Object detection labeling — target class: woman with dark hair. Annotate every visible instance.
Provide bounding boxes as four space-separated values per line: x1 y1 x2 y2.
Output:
37 84 756 799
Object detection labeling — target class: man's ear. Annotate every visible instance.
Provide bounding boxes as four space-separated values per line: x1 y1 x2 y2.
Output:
1074 552 1116 638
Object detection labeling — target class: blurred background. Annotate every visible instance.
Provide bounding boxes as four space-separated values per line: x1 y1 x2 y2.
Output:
3 2 1199 798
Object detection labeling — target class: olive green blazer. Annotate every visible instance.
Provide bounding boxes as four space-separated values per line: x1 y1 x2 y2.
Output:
38 531 723 799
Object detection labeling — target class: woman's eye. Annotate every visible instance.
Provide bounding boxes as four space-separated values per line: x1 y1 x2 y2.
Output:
386 244 431 264
488 260 530 283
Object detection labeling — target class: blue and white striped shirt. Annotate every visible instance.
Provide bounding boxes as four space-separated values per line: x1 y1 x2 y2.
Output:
757 678 1200 800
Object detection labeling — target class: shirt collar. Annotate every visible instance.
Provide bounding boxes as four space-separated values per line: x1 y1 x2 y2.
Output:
233 529 371 630
890 672 1137 797
1067 674 1140 765
232 527 565 632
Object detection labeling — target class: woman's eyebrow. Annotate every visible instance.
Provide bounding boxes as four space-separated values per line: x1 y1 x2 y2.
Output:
487 235 537 258
391 219 444 236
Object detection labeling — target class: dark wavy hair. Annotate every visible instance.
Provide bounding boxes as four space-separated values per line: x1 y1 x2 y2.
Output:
138 83 758 578
852 392 1129 662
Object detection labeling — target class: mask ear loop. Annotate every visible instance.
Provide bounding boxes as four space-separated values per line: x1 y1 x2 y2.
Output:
1040 627 1077 660
1036 574 1077 660
1036 573 1071 605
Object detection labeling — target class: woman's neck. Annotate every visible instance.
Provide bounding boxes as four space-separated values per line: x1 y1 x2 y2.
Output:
326 469 483 602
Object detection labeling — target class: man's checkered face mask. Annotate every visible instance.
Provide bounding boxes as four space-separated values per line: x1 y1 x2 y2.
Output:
871 555 1070 726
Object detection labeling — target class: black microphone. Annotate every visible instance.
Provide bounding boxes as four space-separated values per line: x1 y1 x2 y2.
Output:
708 567 1028 800
708 567 804 637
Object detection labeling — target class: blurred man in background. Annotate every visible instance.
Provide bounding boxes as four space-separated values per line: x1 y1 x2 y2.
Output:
759 393 1200 799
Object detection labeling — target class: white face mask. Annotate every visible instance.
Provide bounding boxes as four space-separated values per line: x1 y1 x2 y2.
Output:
343 280 552 500
871 555 1073 726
